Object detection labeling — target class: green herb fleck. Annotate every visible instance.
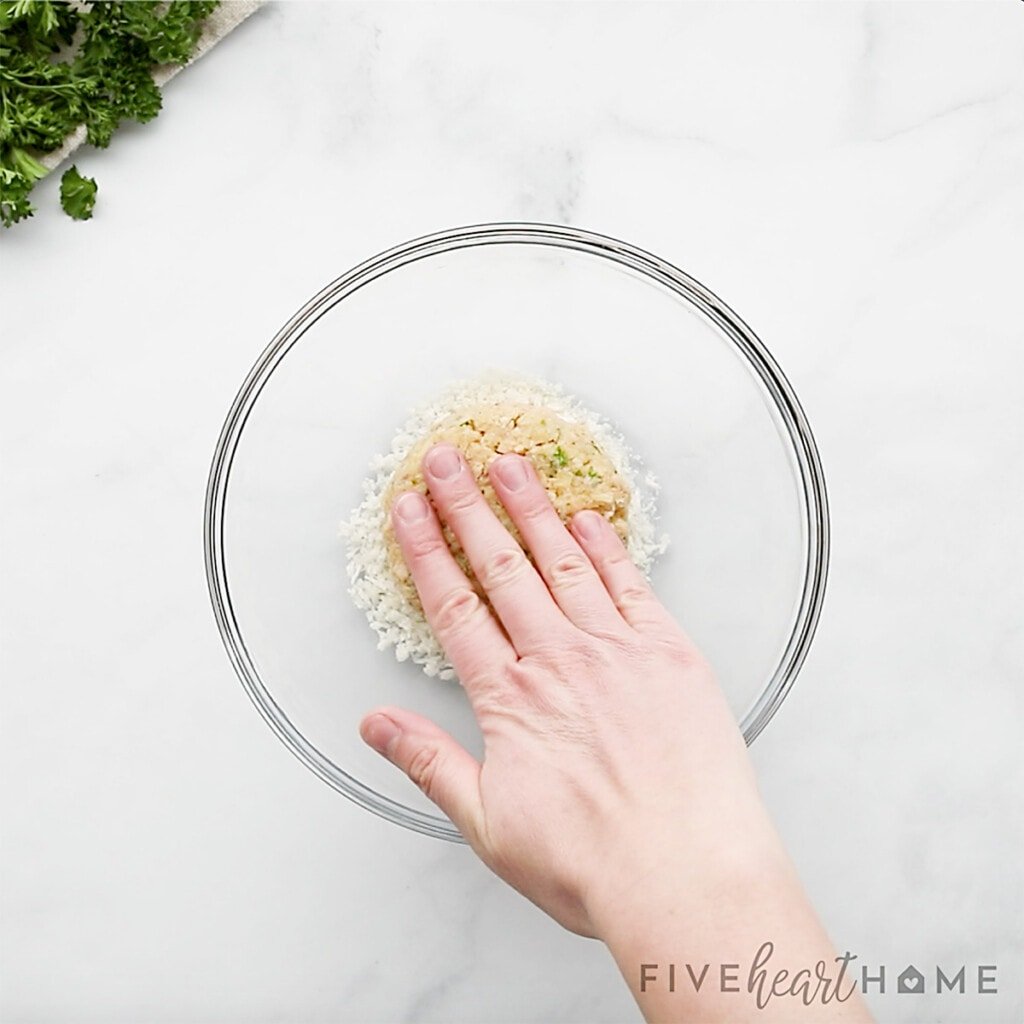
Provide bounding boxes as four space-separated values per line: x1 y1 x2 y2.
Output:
551 446 569 468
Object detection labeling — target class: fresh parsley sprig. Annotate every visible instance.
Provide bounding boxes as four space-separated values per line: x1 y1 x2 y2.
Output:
0 0 220 227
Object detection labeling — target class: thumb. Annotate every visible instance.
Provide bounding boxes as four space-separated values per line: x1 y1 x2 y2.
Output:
360 706 483 841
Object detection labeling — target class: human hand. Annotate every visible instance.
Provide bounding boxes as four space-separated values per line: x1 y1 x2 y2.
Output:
359 442 779 937
360 442 872 1022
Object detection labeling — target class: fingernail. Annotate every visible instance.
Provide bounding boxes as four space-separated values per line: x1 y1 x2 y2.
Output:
426 445 461 480
362 714 400 756
573 510 604 540
493 455 529 492
394 491 429 523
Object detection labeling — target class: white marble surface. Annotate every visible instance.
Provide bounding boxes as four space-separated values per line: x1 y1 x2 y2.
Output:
2 3 1022 1022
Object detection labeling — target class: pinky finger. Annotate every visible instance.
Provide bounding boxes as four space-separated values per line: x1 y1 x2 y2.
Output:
570 510 682 640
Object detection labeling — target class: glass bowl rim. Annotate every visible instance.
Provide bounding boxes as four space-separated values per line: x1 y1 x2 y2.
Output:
203 221 831 843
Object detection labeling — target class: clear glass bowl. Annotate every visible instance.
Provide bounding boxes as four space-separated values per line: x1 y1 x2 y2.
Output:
204 223 829 842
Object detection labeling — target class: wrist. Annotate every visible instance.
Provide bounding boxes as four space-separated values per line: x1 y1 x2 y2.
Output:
585 821 794 948
580 819 866 1023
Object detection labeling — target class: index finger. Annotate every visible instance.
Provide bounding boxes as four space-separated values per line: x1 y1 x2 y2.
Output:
391 490 516 689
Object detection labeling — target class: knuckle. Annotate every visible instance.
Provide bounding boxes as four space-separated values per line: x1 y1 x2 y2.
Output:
529 633 610 675
406 744 442 799
406 532 448 562
479 546 529 589
547 552 593 587
433 587 484 632
443 487 481 519
606 632 656 663
603 549 633 568
660 637 696 666
518 496 553 524
585 624 636 647
572 640 614 673
616 584 653 609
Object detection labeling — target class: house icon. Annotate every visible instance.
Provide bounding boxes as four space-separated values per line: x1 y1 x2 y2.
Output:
898 965 925 994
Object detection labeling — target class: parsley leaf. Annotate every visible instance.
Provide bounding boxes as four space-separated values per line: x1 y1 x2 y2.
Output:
0 0 220 228
60 164 96 220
